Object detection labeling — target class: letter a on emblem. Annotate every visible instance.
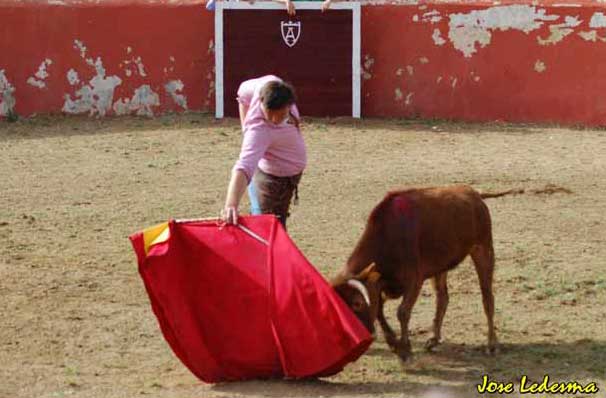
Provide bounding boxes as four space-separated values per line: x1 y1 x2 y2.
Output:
281 21 301 47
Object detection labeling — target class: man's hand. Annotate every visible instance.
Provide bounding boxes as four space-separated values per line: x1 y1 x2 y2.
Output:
285 0 296 16
321 0 332 12
222 206 239 225
223 169 248 225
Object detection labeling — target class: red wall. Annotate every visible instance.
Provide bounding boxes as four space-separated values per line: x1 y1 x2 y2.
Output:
361 2 606 125
0 1 214 117
2 0 606 125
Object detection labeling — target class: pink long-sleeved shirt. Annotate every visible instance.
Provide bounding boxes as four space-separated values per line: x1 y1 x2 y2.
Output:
233 75 307 181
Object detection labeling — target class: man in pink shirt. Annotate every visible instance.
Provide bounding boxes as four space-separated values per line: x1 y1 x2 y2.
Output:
222 75 307 227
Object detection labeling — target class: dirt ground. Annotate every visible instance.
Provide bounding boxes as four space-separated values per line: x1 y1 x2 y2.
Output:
1 114 605 398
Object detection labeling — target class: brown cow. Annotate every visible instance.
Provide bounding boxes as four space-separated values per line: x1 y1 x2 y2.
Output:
333 185 521 360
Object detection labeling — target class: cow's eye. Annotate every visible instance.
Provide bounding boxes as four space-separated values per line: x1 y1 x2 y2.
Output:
352 300 365 312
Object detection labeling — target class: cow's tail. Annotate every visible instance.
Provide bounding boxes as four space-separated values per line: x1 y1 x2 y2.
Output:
479 188 525 199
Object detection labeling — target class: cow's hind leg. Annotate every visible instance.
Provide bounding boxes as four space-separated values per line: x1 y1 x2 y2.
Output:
396 278 423 361
470 243 498 354
425 272 449 351
377 294 398 349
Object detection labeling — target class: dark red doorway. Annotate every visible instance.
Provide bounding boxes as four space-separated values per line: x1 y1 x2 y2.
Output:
215 3 360 118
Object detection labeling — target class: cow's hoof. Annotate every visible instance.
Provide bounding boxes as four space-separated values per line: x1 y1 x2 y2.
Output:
485 345 500 356
385 334 398 349
397 351 413 363
424 337 441 351
395 344 412 361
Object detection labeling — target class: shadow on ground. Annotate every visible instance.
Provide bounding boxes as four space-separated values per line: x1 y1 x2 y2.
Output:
211 340 605 397
212 378 467 398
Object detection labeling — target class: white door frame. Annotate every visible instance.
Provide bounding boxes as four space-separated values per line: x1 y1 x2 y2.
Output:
214 1 361 118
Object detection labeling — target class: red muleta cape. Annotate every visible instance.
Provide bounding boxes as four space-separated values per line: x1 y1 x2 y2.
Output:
129 215 372 383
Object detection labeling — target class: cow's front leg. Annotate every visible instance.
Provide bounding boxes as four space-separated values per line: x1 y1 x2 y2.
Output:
396 280 423 361
377 294 397 349
425 272 449 351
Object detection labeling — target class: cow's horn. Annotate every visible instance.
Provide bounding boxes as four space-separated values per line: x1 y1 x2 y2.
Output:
347 279 371 307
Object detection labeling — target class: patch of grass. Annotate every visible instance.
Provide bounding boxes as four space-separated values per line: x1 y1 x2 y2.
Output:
64 365 79 377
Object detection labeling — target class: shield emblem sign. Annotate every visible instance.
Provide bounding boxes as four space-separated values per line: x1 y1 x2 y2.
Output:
281 21 301 47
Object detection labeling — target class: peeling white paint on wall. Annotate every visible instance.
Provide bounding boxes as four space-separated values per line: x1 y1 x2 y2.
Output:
414 11 442 23
405 92 414 106
589 12 606 28
63 86 95 114
63 71 122 116
0 70 16 117
432 28 446 46
450 76 458 89
36 59 52 79
74 40 96 67
74 40 87 59
537 15 581 45
164 56 176 75
436 76 443 84
362 54 375 80
113 85 160 117
113 98 130 115
202 42 214 106
121 47 148 78
131 85 159 116
136 57 147 77
27 59 53 89
206 79 215 109
27 79 46 89
449 5 558 32
92 57 106 77
578 30 606 42
395 87 403 101
419 57 429 64
205 66 215 109
364 55 375 70
448 5 559 57
67 69 80 86
406 65 414 76
63 40 122 116
422 10 442 23
165 80 188 110
534 60 547 72
123 55 148 78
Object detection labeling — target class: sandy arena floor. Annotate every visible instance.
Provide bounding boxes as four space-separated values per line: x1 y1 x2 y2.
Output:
1 114 605 398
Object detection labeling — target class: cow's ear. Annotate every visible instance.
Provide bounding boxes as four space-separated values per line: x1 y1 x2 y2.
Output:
367 271 381 284
357 263 381 282
330 269 355 287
